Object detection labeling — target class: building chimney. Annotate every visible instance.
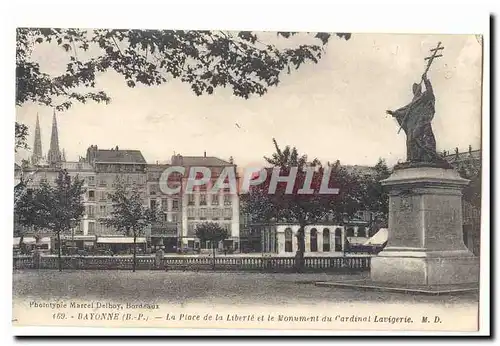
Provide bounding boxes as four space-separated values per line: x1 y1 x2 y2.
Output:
204 151 206 158
469 145 472 154
116 145 119 151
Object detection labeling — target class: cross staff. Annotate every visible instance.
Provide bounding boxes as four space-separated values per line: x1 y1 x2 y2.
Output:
397 42 444 134
420 41 444 84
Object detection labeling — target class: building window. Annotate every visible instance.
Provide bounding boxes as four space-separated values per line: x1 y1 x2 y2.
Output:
88 190 95 201
223 208 232 219
200 194 207 206
99 178 107 187
99 205 106 217
323 228 330 252
212 209 221 219
188 194 195 206
99 191 106 201
211 194 219 205
172 199 179 210
358 226 367 238
310 228 318 252
161 198 168 211
285 228 293 252
74 222 83 235
187 223 196 236
171 213 178 223
346 227 355 237
88 222 95 235
334 228 342 252
150 200 157 210
150 184 159 195
223 194 231 206
87 205 95 218
88 176 95 186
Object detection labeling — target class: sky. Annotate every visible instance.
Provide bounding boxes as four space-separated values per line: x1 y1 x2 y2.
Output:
15 32 483 168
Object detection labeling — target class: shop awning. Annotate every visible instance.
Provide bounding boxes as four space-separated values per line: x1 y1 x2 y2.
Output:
97 237 146 244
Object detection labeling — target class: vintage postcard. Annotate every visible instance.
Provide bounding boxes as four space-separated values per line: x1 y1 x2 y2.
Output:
12 26 487 335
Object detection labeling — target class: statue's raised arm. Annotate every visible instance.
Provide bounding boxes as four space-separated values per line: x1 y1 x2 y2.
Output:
422 73 434 96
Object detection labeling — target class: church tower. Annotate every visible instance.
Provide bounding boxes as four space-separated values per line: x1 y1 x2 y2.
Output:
31 113 43 165
47 110 62 166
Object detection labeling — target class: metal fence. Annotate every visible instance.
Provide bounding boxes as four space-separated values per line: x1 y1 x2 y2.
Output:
13 255 370 272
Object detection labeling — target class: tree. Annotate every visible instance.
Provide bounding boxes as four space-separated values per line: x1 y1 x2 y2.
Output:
35 170 86 271
457 156 481 210
195 222 229 270
360 158 391 235
242 139 361 271
15 29 350 150
15 123 29 152
100 180 158 272
14 185 48 254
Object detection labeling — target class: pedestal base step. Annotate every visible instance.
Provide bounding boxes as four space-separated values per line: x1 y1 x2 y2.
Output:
315 279 478 295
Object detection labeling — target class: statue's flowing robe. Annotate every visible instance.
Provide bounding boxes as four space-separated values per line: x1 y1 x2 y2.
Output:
392 78 438 162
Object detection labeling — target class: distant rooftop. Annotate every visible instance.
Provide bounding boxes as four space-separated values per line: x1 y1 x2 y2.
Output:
95 149 147 164
171 154 234 167
62 161 94 171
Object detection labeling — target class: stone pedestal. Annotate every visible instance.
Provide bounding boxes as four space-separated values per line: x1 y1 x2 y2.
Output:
371 166 479 286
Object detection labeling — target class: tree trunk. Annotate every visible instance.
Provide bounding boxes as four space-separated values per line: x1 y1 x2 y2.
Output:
212 241 216 271
57 231 62 272
295 224 306 273
133 233 137 273
19 234 24 254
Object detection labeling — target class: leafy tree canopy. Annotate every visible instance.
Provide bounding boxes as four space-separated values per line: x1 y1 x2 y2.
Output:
195 222 229 245
242 139 363 226
100 180 158 236
36 169 86 234
15 29 350 149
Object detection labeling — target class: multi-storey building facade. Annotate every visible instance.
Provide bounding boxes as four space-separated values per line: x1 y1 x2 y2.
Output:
170 154 240 251
15 113 241 253
146 163 182 251
84 145 149 251
14 161 97 251
61 161 97 241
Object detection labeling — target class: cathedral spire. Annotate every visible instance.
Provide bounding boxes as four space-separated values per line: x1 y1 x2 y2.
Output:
47 109 62 165
31 113 43 165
